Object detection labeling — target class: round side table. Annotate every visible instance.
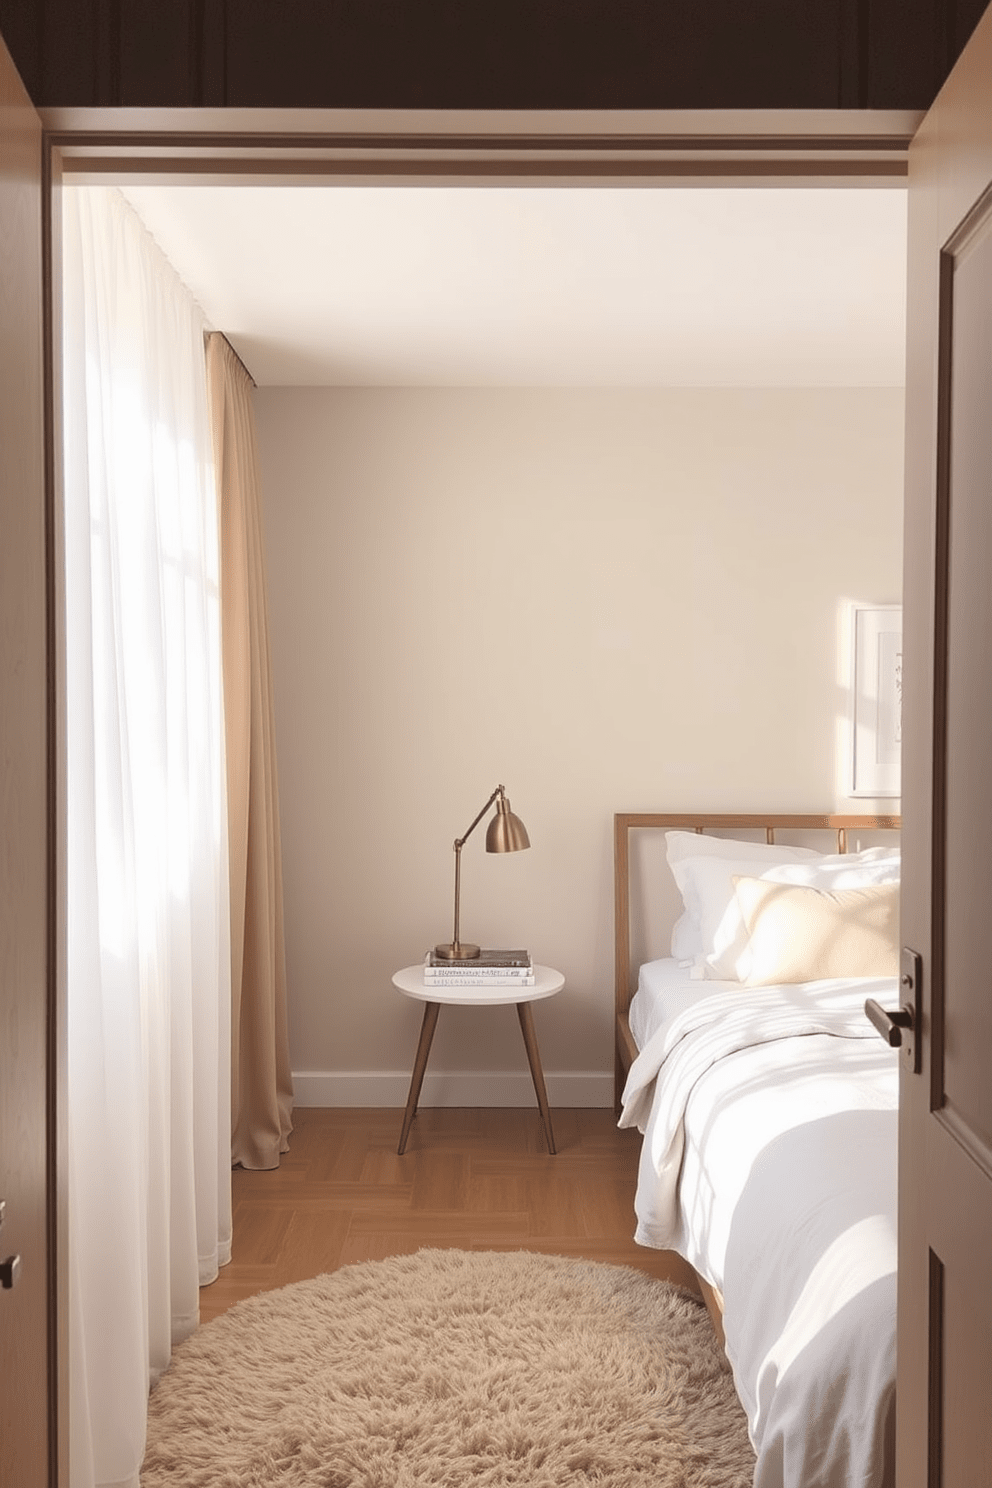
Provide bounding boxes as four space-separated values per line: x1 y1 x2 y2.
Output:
392 964 564 1157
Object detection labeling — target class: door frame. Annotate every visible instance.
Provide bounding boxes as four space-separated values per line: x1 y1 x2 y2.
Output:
39 104 918 1485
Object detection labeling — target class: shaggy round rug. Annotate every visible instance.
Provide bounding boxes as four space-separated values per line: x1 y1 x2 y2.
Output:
141 1248 755 1487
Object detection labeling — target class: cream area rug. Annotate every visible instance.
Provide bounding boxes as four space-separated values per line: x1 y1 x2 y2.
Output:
141 1248 755 1487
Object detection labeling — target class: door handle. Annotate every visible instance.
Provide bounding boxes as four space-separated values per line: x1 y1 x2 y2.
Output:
0 1254 21 1290
864 947 923 1074
0 1202 20 1290
865 997 914 1046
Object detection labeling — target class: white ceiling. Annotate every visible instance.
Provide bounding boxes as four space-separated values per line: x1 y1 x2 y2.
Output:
119 184 908 388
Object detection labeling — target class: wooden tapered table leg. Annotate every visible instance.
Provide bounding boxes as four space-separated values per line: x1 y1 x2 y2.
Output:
392 964 564 1154
397 1000 441 1155
516 1001 556 1155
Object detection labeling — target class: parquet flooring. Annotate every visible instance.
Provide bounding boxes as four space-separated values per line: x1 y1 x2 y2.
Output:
200 1106 700 1323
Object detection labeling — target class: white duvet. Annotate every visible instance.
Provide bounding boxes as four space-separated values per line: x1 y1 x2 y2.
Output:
619 974 899 1488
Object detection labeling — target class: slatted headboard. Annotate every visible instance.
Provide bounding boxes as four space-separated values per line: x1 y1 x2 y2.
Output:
613 812 902 1112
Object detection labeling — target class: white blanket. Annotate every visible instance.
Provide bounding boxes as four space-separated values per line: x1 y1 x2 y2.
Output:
619 977 899 1488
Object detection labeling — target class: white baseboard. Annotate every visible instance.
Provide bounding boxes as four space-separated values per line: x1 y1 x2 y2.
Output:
292 1069 614 1109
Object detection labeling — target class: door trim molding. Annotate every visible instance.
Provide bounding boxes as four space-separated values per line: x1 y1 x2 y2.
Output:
42 132 68 1488
41 106 919 186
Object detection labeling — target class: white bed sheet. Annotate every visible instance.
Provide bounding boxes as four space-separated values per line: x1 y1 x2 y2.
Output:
628 956 737 1048
620 962 899 1488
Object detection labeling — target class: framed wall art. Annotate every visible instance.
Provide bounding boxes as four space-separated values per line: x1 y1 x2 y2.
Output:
850 603 902 798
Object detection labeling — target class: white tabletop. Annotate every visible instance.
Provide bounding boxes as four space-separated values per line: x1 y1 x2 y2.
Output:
393 963 564 1007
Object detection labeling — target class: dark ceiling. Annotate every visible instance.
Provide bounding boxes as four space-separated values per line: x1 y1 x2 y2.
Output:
1 0 988 110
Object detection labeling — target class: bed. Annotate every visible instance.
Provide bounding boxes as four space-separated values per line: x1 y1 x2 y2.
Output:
613 812 901 1488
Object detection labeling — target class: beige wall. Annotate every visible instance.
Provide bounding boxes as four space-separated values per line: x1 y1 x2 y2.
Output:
254 386 904 1107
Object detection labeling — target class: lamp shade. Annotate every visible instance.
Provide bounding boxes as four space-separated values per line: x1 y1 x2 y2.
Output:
485 794 530 853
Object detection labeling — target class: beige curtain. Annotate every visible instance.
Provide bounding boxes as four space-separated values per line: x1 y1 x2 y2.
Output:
207 332 293 1169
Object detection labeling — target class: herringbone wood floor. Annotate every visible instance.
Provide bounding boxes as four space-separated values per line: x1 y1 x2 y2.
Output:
200 1106 700 1324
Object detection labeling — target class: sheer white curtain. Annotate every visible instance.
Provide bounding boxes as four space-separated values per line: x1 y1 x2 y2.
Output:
62 186 232 1488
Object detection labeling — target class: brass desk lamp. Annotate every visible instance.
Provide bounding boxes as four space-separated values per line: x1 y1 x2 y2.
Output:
434 784 530 960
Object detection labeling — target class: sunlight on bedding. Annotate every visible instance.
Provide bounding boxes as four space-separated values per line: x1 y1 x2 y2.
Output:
677 1044 896 1291
620 967 899 1488
755 1213 896 1401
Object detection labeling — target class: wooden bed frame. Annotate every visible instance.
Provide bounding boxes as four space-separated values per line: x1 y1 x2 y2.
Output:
613 811 901 1341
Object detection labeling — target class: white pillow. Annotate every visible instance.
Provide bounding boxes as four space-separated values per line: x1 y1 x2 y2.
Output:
734 877 900 985
665 831 821 973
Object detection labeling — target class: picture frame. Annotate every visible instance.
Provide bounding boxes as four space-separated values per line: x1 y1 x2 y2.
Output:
850 604 903 798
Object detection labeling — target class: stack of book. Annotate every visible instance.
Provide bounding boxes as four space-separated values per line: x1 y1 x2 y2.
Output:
423 949 534 987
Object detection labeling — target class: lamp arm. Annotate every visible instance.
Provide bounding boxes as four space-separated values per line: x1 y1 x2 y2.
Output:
453 784 504 850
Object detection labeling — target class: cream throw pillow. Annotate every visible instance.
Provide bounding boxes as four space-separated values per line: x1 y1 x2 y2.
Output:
733 877 899 985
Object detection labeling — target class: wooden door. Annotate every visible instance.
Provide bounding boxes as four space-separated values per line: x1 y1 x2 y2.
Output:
0 28 54 1488
899 4 992 1483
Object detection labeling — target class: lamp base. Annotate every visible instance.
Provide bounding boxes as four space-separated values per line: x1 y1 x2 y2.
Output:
433 942 481 961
